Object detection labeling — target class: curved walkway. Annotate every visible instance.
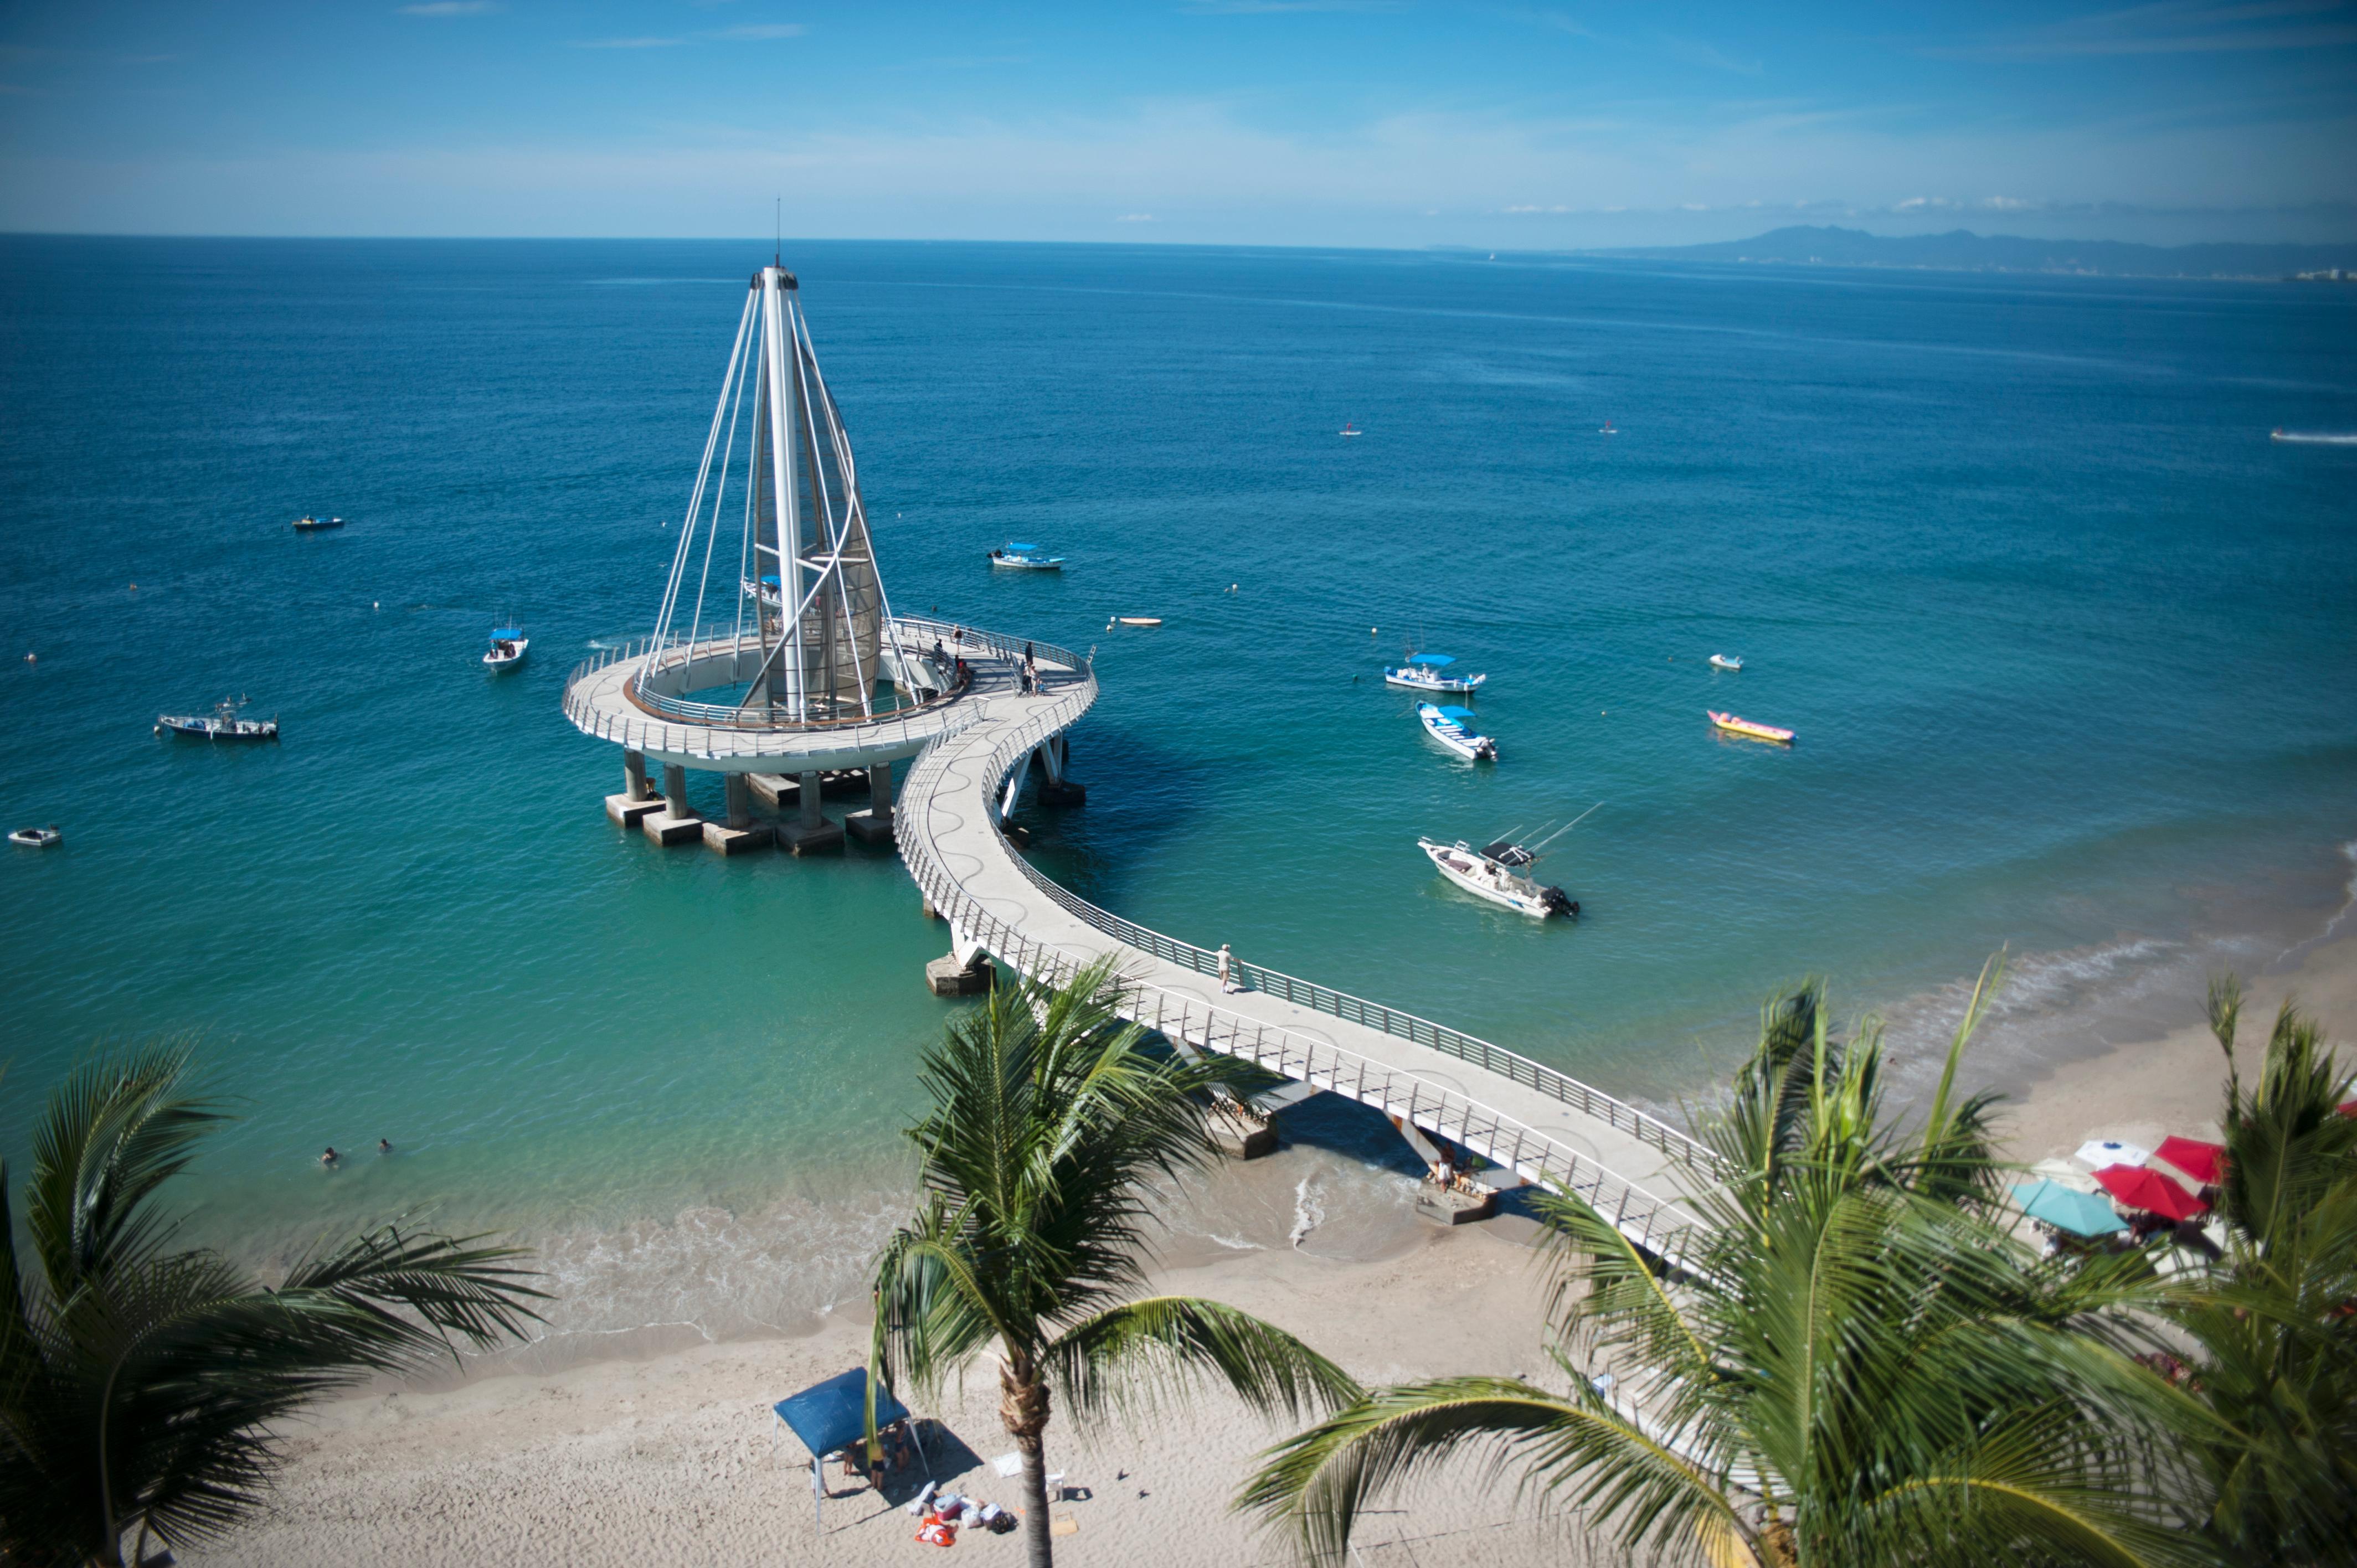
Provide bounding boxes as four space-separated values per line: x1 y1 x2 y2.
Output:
893 618 1718 1260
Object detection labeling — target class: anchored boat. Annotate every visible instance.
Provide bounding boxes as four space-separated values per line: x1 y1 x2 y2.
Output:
1709 709 1793 744
988 541 1064 570
1385 652 1487 694
485 625 529 670
1708 653 1743 672
1417 702 1496 761
291 514 344 532
1419 832 1579 919
156 697 278 741
8 824 60 848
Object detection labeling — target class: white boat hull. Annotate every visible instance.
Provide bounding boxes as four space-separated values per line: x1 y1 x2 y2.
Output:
990 556 1062 570
1416 703 1495 762
1385 668 1486 693
1418 838 1567 917
485 638 530 669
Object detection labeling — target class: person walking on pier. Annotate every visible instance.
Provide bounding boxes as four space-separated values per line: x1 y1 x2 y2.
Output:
1217 943 1237 993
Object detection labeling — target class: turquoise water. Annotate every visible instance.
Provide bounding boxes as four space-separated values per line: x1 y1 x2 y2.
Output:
4 238 2355 1342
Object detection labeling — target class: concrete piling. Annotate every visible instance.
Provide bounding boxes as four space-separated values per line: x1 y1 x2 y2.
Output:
846 761 896 846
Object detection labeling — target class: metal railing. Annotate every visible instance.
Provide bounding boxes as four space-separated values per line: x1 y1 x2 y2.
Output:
560 618 987 761
890 647 1708 1260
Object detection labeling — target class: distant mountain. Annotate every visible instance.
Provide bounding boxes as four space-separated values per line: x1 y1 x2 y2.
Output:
1586 226 2357 281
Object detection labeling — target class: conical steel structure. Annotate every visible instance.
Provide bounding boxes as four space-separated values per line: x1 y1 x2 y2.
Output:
646 264 908 724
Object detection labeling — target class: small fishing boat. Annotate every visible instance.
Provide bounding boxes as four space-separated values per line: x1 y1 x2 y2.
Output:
1418 811 1596 919
1709 709 1793 744
484 625 529 670
1340 421 1362 437
291 514 345 532
156 697 279 741
988 542 1064 570
1417 702 1496 761
1708 653 1744 672
1385 652 1486 694
8 824 60 849
1116 616 1162 626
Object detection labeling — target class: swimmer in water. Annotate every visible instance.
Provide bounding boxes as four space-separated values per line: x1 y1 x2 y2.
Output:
378 1139 393 1154
321 1146 339 1166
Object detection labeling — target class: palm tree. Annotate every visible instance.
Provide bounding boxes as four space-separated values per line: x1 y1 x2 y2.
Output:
1243 963 2210 1567
2168 979 2357 1562
0 1045 545 1567
871 956 1360 1567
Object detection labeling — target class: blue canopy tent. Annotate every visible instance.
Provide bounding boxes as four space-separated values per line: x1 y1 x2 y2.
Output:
1437 705 1480 725
1407 653 1456 667
2011 1178 2127 1239
773 1368 928 1528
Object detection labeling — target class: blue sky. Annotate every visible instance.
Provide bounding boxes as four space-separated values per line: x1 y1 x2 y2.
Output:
2 1 2352 246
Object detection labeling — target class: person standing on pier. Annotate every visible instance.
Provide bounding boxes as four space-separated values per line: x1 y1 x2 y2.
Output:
1217 943 1237 993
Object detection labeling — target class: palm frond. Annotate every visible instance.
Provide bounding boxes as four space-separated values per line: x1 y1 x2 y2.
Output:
25 1043 228 1293
1043 1294 1359 1423
1239 1376 1748 1566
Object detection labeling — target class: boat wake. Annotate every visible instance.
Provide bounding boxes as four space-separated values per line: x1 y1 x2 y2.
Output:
2271 431 2357 445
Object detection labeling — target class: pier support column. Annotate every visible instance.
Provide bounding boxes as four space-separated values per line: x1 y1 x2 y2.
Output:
1038 736 1086 807
776 767 844 855
702 771 772 854
847 762 896 846
642 762 702 845
605 748 663 826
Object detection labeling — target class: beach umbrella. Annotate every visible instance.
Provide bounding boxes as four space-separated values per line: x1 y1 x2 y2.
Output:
2092 1164 2208 1223
773 1368 918 1530
2074 1138 2148 1169
2153 1134 2225 1187
2010 1178 2128 1239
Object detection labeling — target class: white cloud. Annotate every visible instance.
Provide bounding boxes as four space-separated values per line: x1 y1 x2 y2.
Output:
711 24 806 40
573 36 684 49
397 1 500 14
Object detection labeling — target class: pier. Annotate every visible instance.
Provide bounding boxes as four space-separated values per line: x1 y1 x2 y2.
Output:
888 619 1718 1262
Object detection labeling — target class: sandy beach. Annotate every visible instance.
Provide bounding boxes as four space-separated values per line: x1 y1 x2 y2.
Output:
185 928 2357 1568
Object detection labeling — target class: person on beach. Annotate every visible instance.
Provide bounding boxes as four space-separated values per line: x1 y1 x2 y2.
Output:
1217 943 1237 993
320 1147 339 1166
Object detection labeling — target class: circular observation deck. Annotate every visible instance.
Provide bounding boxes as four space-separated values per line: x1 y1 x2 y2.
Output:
562 616 1092 774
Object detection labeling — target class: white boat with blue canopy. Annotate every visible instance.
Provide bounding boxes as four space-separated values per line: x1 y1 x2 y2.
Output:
987 541 1064 570
1417 702 1496 761
484 625 528 670
1385 652 1486 693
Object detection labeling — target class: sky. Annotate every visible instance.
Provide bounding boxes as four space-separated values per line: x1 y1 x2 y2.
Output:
2 1 2353 248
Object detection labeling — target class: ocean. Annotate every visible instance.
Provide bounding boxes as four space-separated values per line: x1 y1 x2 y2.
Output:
3 236 2354 1354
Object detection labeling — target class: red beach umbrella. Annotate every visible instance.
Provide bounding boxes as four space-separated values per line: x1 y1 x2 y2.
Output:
2093 1164 2209 1223
2153 1135 2225 1187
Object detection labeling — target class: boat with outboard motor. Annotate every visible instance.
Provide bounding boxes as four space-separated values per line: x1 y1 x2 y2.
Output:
1417 702 1496 761
156 697 278 741
1708 653 1743 672
988 541 1064 570
484 624 529 670
291 514 344 532
9 824 60 849
1418 811 1596 919
1385 652 1487 693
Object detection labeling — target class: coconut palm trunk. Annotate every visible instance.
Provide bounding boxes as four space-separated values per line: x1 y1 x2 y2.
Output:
872 956 1358 1566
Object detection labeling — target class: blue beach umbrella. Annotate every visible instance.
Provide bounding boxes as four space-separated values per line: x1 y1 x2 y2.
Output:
2010 1178 2127 1239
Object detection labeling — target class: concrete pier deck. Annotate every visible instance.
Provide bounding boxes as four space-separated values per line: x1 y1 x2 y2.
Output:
894 623 1720 1260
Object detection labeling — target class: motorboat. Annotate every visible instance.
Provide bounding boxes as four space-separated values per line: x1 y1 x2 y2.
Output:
291 514 344 532
988 541 1064 570
1417 703 1496 761
1385 652 1486 694
484 625 529 670
156 698 278 741
9 824 60 849
1708 709 1793 744
1418 833 1579 919
1116 616 1161 626
1340 421 1362 437
1708 653 1743 672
